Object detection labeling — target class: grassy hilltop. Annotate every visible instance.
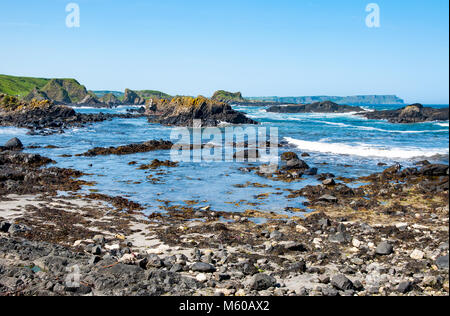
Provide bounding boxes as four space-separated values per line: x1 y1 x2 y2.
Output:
0 74 50 97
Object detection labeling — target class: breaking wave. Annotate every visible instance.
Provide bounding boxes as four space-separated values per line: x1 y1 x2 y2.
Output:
284 137 449 159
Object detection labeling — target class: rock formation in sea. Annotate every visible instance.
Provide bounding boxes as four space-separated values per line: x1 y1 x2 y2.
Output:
267 101 364 113
123 89 146 105
99 93 121 107
359 103 449 123
211 90 246 103
76 94 108 107
146 96 258 127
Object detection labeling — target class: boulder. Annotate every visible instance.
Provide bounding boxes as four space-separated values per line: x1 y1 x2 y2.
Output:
331 274 354 291
281 152 299 161
322 178 336 186
4 138 23 150
250 273 277 291
283 158 310 170
318 195 338 203
436 255 449 270
191 262 216 273
376 241 394 255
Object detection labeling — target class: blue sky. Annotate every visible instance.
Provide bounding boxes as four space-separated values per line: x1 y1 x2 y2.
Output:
0 0 448 103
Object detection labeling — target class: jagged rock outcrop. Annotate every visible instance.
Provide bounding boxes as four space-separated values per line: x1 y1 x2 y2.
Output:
77 94 107 107
359 104 449 123
267 101 364 113
100 93 121 107
146 96 258 127
40 79 89 104
23 88 51 102
211 90 246 104
123 89 145 105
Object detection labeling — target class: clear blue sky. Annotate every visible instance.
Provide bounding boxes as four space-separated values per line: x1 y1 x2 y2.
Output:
0 0 448 103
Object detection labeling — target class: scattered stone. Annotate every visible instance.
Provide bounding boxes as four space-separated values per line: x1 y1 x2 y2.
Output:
410 249 425 260
196 273 208 283
270 230 283 240
284 242 307 252
0 221 11 233
322 178 335 186
89 256 102 265
91 245 102 255
250 274 277 291
318 195 338 203
93 235 106 245
331 275 354 291
376 241 394 256
8 223 31 235
436 255 449 270
397 281 413 294
191 262 216 273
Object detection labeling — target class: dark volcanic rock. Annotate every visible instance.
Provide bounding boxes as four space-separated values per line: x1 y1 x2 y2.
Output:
79 140 173 157
250 273 277 291
360 103 449 123
331 274 354 291
420 164 449 177
191 262 216 273
267 101 364 114
4 138 23 150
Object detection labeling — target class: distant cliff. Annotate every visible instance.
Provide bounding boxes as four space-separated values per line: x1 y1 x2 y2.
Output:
247 95 405 106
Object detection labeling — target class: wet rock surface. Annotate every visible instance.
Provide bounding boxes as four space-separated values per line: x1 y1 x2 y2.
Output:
78 140 174 157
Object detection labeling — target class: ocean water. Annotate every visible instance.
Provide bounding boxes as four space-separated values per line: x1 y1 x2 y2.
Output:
0 104 448 219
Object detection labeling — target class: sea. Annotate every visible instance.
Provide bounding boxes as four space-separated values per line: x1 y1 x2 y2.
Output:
1 104 448 222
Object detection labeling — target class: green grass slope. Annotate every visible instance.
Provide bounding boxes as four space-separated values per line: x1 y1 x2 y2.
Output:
0 74 50 98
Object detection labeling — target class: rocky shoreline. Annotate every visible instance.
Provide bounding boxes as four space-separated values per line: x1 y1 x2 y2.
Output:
0 94 146 135
1 137 448 296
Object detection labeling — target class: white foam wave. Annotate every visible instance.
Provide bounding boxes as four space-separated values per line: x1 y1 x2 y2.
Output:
317 121 448 133
435 122 449 127
284 137 449 159
0 127 28 135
